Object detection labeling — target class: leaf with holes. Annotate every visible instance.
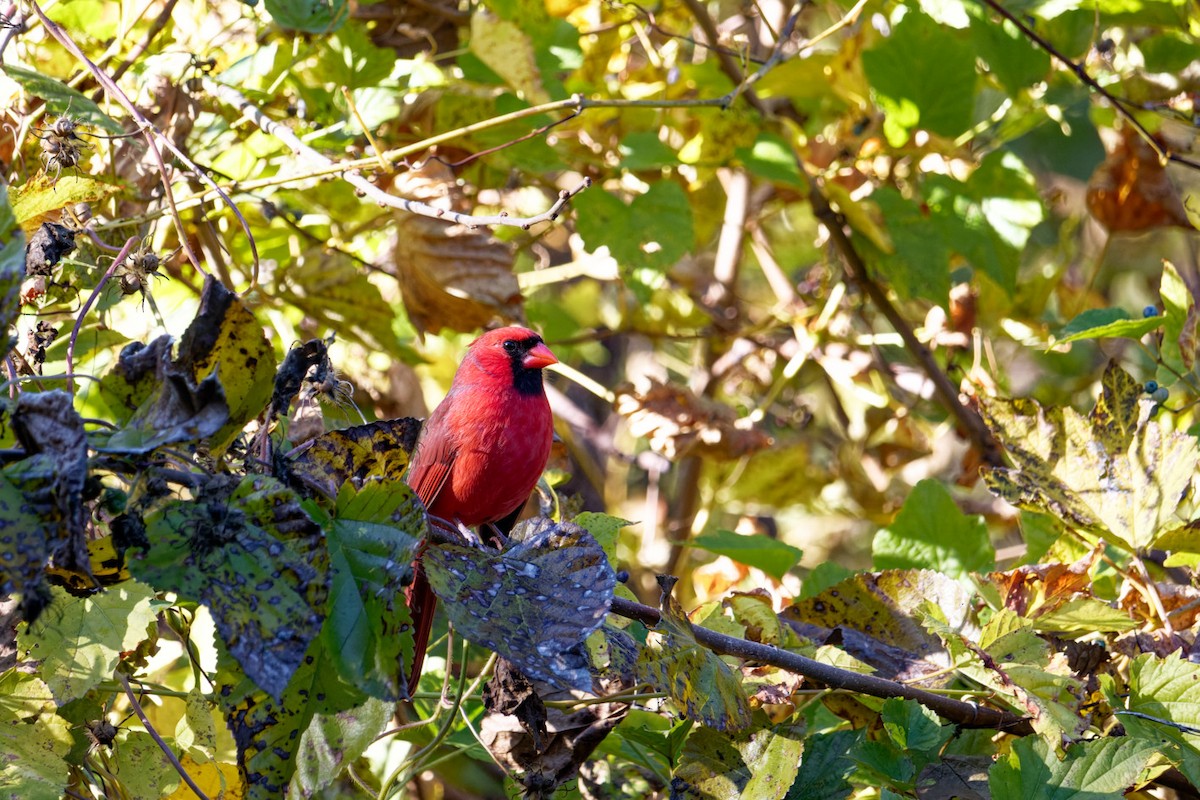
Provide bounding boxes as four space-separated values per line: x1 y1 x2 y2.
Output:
424 517 616 692
133 475 328 699
637 577 751 732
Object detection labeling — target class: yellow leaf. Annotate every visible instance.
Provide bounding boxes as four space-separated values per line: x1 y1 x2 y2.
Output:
164 756 244 800
469 10 549 104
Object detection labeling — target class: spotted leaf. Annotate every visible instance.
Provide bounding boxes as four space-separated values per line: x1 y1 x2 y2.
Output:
132 475 329 698
424 517 616 692
286 418 423 500
637 576 752 732
983 360 1199 552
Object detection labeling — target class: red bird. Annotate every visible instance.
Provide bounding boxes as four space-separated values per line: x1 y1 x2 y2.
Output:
403 326 558 693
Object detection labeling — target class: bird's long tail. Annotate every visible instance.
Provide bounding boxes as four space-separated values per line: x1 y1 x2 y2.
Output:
404 555 437 698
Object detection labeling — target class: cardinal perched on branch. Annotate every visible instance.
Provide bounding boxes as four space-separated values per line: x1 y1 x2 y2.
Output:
403 326 558 693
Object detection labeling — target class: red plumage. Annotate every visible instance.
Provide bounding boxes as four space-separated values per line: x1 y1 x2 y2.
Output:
403 326 557 694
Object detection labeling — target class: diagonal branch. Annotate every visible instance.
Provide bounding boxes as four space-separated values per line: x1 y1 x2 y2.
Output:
610 596 1034 735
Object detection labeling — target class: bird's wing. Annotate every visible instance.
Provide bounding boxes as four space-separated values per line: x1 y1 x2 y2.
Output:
405 415 457 512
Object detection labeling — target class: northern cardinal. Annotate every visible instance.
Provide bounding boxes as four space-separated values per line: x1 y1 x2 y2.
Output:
403 326 558 693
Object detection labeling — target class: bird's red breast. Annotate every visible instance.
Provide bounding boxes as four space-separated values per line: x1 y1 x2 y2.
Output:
401 326 557 693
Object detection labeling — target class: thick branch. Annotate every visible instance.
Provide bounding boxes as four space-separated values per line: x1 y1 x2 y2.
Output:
610 596 1034 735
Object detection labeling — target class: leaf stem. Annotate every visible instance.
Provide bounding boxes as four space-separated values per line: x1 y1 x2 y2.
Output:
117 671 212 800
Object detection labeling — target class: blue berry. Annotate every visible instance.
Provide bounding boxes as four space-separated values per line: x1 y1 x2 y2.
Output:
1144 305 1159 317
1145 380 1159 394
1152 386 1170 403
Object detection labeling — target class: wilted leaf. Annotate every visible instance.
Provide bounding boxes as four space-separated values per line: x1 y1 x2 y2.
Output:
23 222 75 277
133 475 328 698
286 418 423 499
385 160 523 333
480 659 630 795
8 390 91 586
176 276 277 454
988 735 1157 799
616 381 771 460
18 582 158 703
915 756 991 800
320 481 423 699
1086 126 1192 233
637 577 751 732
0 671 73 800
0 472 53 600
425 517 616 691
671 719 804 800
97 336 231 454
873 479 994 578
982 361 1198 552
691 530 802 582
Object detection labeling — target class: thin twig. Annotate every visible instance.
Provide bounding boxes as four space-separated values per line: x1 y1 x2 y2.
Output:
117 672 212 800
205 79 591 230
67 236 137 394
610 595 1033 735
977 0 1200 172
28 0 260 283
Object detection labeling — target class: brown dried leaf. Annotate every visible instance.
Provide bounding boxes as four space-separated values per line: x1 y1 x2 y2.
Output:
1086 126 1193 233
988 544 1102 618
480 660 629 798
389 162 522 334
1181 302 1199 370
615 380 771 460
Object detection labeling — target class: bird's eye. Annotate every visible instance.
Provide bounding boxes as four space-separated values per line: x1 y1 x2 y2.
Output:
502 340 519 353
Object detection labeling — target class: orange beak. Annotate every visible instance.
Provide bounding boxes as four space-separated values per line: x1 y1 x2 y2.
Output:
522 342 558 370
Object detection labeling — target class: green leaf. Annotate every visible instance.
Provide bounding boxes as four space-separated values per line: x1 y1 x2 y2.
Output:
988 736 1158 799
983 361 1199 551
1031 597 1138 633
287 696 391 799
861 9 978 144
785 729 859 800
619 131 679 171
881 698 953 755
737 134 804 187
1124 654 1200 768
573 182 694 279
425 517 616 691
9 174 122 231
1056 307 1163 344
0 672 73 800
263 0 347 33
968 11 1051 94
17 582 158 703
0 472 52 597
862 187 952 303
110 730 181 800
574 511 632 566
690 530 803 582
315 22 394 89
133 475 329 699
637 578 751 732
1158 262 1191 377
2 66 123 133
321 481 422 700
873 479 994 578
671 720 804 800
